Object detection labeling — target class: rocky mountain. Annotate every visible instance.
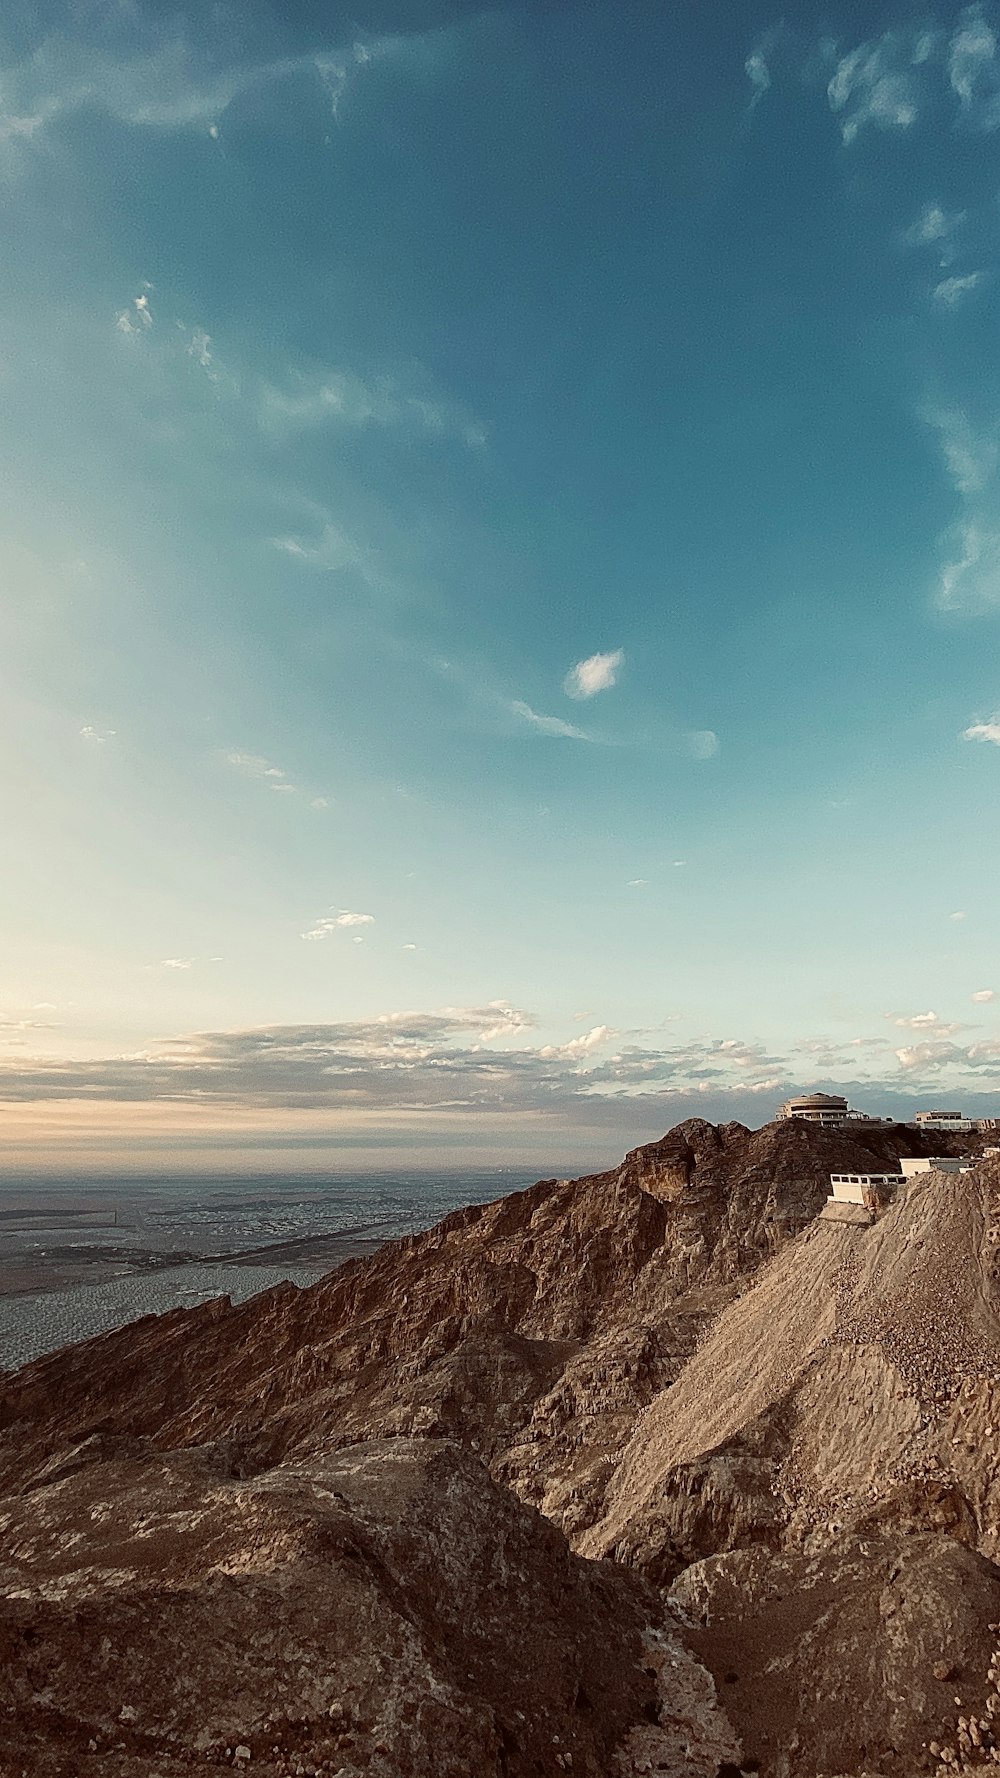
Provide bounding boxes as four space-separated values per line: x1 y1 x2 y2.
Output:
0 1116 996 1777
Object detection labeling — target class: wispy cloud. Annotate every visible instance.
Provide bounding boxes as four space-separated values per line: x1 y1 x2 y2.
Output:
932 272 984 308
259 365 485 450
563 648 624 699
964 715 1000 743
160 958 193 971
895 1038 964 1069
744 44 771 111
943 522 1000 608
115 286 154 335
5 1006 1000 1130
922 410 1000 611
827 35 921 144
686 729 719 759
80 723 116 743
271 522 369 577
302 911 375 939
924 408 996 496
509 700 589 740
225 750 296 793
949 4 999 113
0 31 400 158
186 327 214 374
904 203 966 250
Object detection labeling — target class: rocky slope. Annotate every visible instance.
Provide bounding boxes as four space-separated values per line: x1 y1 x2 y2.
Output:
0 1116 996 1778
0 1433 740 1778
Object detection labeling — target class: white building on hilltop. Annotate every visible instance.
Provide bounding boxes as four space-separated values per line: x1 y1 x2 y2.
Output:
778 1093 851 1125
777 1093 886 1127
913 1109 974 1131
826 1154 973 1215
899 1156 972 1177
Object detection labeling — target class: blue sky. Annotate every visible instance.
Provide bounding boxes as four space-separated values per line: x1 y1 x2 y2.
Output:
3 0 1000 1171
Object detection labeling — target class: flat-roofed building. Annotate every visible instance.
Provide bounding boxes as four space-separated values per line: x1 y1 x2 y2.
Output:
828 1171 902 1205
899 1156 972 1176
913 1110 974 1131
778 1093 850 1125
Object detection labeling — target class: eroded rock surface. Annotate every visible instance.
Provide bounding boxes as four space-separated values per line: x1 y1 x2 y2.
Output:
0 1435 739 1778
1 1118 997 1778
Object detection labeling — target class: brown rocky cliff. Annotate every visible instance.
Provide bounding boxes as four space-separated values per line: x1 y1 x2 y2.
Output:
0 1433 740 1778
1 1117 996 1778
0 1117 956 1505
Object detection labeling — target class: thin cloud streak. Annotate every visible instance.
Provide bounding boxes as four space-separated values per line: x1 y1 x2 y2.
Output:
509 701 589 740
0 31 404 154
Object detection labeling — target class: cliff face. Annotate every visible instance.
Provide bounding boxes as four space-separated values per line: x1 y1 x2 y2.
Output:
0 1433 740 1778
0 1117 996 1778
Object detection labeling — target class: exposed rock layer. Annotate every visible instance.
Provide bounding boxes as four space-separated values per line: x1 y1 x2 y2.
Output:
0 1116 996 1778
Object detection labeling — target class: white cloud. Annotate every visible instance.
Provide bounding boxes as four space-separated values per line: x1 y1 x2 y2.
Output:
932 272 983 308
940 523 1000 611
923 408 996 496
116 288 154 335
80 723 115 742
904 203 966 248
686 729 719 759
627 878 648 888
509 701 588 741
921 414 1000 612
745 46 771 110
539 1025 613 1061
161 958 193 970
187 327 213 372
563 648 624 699
0 34 399 157
895 1039 963 1069
951 910 968 921
827 37 920 144
271 524 365 575
225 750 296 792
964 715 1000 743
259 365 483 449
302 911 375 939
972 988 996 1001
949 4 997 108
892 1010 943 1029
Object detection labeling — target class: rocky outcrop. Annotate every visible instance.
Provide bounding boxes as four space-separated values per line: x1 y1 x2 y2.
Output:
0 1433 739 1778
0 1118 997 1778
670 1534 1000 1778
584 1159 1000 1582
0 1118 969 1517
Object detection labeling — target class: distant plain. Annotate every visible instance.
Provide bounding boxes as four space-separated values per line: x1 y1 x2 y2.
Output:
0 1168 538 1369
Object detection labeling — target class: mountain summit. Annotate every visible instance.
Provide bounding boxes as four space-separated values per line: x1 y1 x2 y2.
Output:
1 1117 997 1777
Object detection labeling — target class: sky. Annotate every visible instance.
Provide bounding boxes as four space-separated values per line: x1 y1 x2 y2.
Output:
2 0 1000 1173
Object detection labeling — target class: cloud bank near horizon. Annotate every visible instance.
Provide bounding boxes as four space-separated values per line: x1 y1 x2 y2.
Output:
0 1004 996 1137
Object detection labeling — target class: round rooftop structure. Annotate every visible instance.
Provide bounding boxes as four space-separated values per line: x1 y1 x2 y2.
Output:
777 1092 853 1123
